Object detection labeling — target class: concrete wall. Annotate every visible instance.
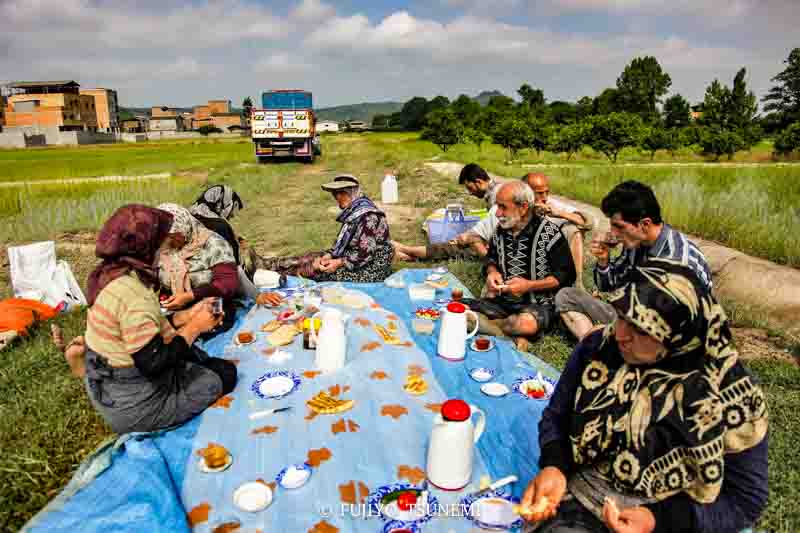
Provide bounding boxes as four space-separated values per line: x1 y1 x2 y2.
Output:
0 126 114 147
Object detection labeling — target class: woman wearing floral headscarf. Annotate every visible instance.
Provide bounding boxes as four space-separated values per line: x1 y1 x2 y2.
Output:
189 185 244 264
156 204 239 329
520 257 768 533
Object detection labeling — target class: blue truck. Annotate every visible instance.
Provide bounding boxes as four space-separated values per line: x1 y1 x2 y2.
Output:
250 90 319 163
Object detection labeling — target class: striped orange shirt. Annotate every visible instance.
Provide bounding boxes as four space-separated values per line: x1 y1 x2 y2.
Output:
85 273 175 368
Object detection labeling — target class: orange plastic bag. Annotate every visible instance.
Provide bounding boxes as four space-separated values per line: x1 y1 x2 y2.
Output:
0 298 59 336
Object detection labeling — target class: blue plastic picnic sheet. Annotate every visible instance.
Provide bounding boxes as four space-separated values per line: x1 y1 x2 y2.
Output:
24 269 558 533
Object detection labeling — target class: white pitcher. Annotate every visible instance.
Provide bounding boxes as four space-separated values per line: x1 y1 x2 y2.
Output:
426 399 486 490
310 307 349 373
381 173 398 204
437 302 479 361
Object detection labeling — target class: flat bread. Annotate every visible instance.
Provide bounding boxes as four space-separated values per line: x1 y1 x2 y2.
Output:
261 320 281 333
268 324 301 346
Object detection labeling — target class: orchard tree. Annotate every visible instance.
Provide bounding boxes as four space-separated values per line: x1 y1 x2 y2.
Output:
399 97 429 130
518 84 546 113
587 112 644 163
663 94 691 129
700 127 745 161
451 94 482 127
550 122 589 161
641 127 673 160
421 108 464 152
242 96 254 125
549 101 577 125
575 96 594 120
492 115 532 160
593 88 622 116
773 122 800 156
616 56 672 121
462 127 490 152
762 48 800 129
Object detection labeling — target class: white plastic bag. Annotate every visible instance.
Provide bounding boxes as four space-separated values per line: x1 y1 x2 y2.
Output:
7 241 87 308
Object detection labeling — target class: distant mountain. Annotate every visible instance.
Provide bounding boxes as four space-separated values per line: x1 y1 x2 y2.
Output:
315 101 403 124
473 90 507 105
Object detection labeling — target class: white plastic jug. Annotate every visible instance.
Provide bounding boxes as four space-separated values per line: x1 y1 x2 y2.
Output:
426 399 486 490
381 174 398 204
310 307 349 373
437 302 479 361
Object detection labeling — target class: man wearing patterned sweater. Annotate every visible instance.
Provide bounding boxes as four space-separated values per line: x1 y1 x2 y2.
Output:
463 182 576 350
556 180 712 340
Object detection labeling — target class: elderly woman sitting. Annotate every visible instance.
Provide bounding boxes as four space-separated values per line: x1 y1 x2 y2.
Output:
255 175 394 283
520 258 768 533
82 205 237 434
189 185 245 264
156 203 240 330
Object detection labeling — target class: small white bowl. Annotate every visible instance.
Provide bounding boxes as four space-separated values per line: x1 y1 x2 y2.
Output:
469 367 495 383
233 481 273 512
276 463 312 489
426 273 443 282
480 382 510 397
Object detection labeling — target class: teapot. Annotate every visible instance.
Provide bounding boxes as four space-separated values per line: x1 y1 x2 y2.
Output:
426 399 486 490
437 302 479 361
309 307 349 373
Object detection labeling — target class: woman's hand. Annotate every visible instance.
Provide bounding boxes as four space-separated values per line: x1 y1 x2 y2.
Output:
163 290 195 310
519 466 567 523
257 292 283 307
603 504 655 533
320 257 344 274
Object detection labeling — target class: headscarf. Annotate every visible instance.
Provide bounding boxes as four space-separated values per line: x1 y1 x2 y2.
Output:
87 205 173 305
569 257 767 504
330 194 384 258
156 203 214 293
189 185 243 220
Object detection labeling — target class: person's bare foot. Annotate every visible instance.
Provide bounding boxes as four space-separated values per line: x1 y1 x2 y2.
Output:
514 336 530 352
394 250 413 262
64 338 87 378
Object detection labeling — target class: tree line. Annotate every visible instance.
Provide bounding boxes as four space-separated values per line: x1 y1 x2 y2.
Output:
377 49 800 161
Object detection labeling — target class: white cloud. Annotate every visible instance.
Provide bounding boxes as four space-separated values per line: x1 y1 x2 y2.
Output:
0 0 792 107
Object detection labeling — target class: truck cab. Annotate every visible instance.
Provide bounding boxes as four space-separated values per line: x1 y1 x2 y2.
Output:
251 90 318 163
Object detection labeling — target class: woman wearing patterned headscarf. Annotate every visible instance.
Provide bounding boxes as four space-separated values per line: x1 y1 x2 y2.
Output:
189 185 244 264
520 257 768 533
82 205 236 434
252 175 394 283
157 204 239 330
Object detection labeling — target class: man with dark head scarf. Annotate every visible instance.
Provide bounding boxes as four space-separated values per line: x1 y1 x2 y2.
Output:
521 257 768 533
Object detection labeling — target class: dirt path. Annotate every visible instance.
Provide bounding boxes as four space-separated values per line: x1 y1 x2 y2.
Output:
426 161 800 339
0 173 170 188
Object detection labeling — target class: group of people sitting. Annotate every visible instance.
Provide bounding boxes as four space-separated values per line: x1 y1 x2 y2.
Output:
56 165 767 533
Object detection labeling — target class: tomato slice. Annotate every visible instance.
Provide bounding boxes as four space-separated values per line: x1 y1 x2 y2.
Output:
397 491 418 511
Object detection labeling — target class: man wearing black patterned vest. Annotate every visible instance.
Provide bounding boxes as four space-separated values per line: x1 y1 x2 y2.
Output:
463 182 576 351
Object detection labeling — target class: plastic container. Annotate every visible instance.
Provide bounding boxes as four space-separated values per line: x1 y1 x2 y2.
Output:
381 174 399 204
426 205 480 244
412 318 435 335
408 283 435 301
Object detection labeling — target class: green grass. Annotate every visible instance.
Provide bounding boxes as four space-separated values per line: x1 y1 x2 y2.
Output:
1 132 799 531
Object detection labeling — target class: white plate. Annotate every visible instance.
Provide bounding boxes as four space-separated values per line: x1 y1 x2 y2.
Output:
258 376 294 398
233 482 273 512
480 382 510 397
197 453 233 473
426 273 443 282
470 337 495 352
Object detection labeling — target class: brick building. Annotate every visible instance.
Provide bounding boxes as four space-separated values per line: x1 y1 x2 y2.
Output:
3 81 98 131
186 99 243 131
80 88 119 132
149 106 184 132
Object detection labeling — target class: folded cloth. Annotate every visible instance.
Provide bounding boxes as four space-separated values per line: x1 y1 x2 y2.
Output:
0 298 59 336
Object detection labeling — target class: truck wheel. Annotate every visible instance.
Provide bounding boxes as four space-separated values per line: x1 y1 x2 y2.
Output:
257 156 268 164
303 155 314 164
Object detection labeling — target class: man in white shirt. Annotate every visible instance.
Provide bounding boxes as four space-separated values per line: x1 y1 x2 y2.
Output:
522 173 593 288
393 163 503 261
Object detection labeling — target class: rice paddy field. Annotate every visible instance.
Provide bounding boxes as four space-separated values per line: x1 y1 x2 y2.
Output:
0 133 799 531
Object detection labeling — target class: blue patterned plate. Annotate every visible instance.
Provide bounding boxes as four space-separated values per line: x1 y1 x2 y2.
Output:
383 520 422 532
276 462 312 489
251 371 301 400
366 483 438 526
512 374 557 401
461 489 523 530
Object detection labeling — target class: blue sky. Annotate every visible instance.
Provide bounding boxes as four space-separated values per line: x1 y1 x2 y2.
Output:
1 0 796 109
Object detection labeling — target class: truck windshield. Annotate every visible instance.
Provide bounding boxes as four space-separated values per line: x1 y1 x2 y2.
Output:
261 92 312 109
